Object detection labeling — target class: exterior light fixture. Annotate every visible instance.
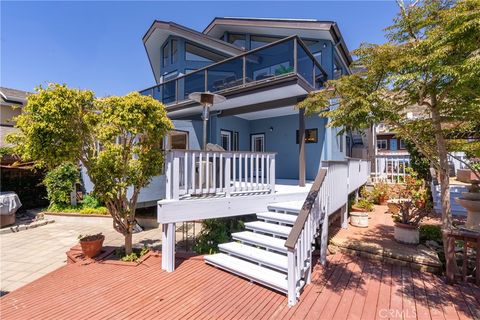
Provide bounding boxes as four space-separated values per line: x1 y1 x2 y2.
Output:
188 92 226 150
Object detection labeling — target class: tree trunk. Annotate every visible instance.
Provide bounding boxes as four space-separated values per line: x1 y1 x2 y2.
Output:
125 233 133 255
430 105 452 229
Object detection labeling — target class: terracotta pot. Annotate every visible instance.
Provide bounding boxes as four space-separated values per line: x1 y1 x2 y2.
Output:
378 196 388 205
350 212 369 228
394 222 419 245
79 235 105 258
351 205 368 213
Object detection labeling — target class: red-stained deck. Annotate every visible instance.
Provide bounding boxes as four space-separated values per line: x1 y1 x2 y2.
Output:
1 252 479 319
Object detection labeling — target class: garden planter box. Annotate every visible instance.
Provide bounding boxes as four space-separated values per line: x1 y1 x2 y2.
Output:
394 222 419 245
350 211 369 228
456 169 477 183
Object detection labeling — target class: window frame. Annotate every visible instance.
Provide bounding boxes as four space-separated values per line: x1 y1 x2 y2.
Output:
171 39 178 64
250 133 265 152
377 139 388 150
296 128 318 144
162 41 170 67
220 129 233 151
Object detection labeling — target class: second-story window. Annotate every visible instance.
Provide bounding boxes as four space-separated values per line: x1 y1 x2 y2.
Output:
163 41 170 67
377 139 388 150
185 42 225 62
250 35 279 49
171 39 178 64
228 34 246 49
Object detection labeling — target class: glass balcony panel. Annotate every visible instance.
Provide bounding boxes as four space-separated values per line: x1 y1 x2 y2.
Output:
314 65 324 89
245 39 294 82
206 59 243 92
184 71 206 100
297 44 314 86
153 86 162 101
140 88 153 96
162 81 176 105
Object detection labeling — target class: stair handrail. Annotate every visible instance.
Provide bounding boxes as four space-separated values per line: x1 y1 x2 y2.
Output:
284 168 327 250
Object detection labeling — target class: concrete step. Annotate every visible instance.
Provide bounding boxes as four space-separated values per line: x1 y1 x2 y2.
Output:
219 242 288 272
257 211 297 225
232 231 287 253
244 221 292 238
205 253 288 293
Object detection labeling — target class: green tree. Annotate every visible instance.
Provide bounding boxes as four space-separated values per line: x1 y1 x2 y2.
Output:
298 0 480 231
8 84 173 253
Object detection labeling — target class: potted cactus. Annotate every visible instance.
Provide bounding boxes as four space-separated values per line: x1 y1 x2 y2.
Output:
78 233 105 258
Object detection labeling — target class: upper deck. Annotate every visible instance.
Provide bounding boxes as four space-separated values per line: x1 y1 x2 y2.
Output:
140 36 327 118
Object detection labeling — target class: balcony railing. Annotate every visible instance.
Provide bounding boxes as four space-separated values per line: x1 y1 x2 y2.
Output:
139 36 327 106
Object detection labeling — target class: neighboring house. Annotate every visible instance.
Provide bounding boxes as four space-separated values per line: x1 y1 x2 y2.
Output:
0 87 48 209
0 87 27 148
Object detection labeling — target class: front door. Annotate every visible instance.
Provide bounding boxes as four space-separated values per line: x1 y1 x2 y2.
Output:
251 133 265 152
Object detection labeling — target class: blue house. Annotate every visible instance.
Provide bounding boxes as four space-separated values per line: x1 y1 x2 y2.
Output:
99 17 369 306
138 18 354 193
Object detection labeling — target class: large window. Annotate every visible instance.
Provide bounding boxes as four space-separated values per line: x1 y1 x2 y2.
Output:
163 42 170 67
171 39 178 64
399 139 406 149
228 34 246 49
377 139 388 150
185 42 225 62
250 35 279 49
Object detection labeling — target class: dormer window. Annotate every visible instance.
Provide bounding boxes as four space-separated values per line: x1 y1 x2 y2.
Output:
163 39 179 67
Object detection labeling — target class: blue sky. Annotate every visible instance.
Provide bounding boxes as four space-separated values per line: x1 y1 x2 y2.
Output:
1 1 399 97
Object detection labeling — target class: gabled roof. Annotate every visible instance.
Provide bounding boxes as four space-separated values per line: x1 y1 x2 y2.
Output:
203 17 353 66
142 21 244 83
0 87 29 106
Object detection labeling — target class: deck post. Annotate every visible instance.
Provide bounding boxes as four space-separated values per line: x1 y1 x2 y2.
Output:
172 154 180 200
162 222 176 272
287 250 296 306
269 155 276 193
225 157 231 197
165 152 172 200
340 203 348 229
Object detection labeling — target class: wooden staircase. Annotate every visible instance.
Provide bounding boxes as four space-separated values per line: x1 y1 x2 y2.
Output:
204 201 309 297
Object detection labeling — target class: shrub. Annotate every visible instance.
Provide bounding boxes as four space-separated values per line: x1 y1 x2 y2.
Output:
47 203 108 215
81 194 102 208
44 162 79 207
371 181 390 204
419 224 442 243
194 218 245 254
356 198 374 212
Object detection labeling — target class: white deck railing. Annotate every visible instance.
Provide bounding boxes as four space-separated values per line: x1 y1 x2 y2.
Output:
285 159 370 306
348 158 370 193
164 150 276 200
372 155 411 183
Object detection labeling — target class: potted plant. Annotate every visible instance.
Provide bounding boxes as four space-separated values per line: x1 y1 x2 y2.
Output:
350 198 374 228
392 182 430 244
372 181 390 205
78 233 105 258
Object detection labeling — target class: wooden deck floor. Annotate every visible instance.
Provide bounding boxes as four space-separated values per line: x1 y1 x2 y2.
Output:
1 252 479 319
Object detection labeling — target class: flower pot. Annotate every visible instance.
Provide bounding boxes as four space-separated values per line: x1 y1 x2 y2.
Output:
79 235 105 258
378 196 388 205
394 222 419 245
350 212 369 228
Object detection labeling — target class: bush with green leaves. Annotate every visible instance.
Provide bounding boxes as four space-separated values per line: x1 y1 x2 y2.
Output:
43 162 79 207
419 224 442 243
81 194 102 208
194 218 246 254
